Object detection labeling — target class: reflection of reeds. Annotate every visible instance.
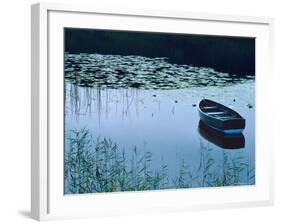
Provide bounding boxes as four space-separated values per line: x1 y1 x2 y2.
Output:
65 82 140 123
65 128 255 194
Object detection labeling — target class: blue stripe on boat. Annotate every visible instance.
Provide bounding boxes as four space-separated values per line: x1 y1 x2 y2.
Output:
223 129 243 134
207 124 243 134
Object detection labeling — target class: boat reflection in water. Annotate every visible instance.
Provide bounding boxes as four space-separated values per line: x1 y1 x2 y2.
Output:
198 120 245 149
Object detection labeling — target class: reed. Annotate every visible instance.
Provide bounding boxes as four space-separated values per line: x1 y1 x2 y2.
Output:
65 128 254 194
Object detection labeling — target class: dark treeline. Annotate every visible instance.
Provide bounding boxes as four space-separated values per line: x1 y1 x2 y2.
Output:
65 28 255 75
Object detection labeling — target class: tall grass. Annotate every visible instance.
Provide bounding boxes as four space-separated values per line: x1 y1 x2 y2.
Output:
196 140 255 187
64 128 255 194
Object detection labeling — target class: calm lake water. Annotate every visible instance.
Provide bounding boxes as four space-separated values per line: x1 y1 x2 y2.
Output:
64 53 255 194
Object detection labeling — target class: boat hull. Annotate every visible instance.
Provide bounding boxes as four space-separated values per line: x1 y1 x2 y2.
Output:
198 99 245 134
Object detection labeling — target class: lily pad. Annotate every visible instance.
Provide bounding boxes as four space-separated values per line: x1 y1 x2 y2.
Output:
65 53 254 90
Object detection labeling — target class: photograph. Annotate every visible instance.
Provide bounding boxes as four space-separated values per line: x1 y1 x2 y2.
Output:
63 28 255 194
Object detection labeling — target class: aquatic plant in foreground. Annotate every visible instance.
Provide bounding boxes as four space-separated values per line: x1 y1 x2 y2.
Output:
64 128 255 194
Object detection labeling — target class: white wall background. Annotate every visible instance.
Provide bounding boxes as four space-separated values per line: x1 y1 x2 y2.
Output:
0 0 279 223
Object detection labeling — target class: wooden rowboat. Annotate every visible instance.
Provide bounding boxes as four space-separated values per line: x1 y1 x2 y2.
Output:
198 99 245 134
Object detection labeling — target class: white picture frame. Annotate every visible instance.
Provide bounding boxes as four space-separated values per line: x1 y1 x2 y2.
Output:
31 2 274 221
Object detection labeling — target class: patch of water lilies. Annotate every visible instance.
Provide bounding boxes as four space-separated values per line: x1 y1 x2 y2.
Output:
65 53 254 90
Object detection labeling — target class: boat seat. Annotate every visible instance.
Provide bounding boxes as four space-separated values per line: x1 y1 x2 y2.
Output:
202 106 217 109
216 115 237 119
207 112 225 115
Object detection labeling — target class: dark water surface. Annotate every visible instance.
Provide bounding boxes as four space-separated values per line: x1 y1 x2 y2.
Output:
64 53 255 194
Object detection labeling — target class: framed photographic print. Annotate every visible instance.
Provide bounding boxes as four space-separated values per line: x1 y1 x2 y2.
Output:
31 2 274 221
